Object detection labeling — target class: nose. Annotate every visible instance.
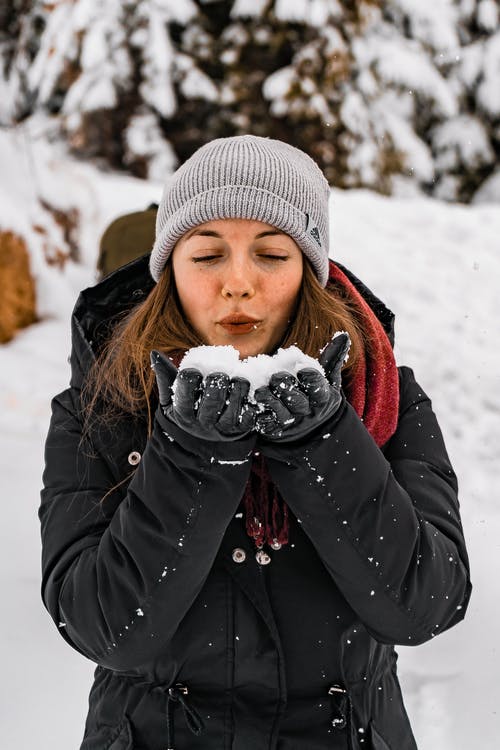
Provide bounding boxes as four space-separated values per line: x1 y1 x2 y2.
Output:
221 260 256 300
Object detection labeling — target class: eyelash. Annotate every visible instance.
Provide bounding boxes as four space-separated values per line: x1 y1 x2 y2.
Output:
192 256 220 263
192 255 288 263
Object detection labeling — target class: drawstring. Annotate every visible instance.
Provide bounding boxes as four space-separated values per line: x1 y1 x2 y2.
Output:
243 452 289 550
155 683 204 750
157 682 347 748
328 685 351 732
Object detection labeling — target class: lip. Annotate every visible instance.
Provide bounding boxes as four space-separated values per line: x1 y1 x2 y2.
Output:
219 314 260 324
218 314 261 335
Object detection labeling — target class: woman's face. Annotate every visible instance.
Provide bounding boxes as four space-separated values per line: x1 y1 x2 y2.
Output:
171 219 304 358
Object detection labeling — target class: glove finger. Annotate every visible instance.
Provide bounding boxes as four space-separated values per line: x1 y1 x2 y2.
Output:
254 386 295 425
255 408 280 436
296 368 331 408
239 402 257 433
319 332 351 385
217 377 253 434
150 350 178 408
172 368 203 419
197 372 230 427
269 372 311 416
231 378 256 432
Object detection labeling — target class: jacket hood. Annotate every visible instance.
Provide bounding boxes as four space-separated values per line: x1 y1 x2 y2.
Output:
70 253 154 388
69 253 395 389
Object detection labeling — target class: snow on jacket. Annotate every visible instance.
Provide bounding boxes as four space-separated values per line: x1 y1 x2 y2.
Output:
39 254 472 750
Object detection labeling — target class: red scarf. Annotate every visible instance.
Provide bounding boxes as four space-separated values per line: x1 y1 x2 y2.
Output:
243 261 400 551
327 261 399 448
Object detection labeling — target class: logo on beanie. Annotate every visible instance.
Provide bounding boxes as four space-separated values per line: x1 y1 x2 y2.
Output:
309 226 321 246
305 213 322 248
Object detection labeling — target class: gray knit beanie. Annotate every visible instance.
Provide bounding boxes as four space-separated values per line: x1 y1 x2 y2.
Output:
150 135 331 286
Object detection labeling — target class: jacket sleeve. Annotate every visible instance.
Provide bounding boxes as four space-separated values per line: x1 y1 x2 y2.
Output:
39 387 255 671
260 365 472 646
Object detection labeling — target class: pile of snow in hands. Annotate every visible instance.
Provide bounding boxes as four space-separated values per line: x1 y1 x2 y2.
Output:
178 344 323 401
176 336 347 401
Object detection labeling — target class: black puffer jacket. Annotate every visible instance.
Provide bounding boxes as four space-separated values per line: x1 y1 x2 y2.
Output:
39 255 471 750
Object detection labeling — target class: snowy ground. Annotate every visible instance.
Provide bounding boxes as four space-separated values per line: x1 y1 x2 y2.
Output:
1 154 499 748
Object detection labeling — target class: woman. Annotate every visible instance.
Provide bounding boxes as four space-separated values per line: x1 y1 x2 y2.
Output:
39 135 471 750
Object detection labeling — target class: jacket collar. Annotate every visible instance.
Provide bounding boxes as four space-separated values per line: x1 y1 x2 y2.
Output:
331 260 395 347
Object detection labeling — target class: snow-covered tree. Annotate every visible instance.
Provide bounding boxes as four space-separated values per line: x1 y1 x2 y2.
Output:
0 1 42 122
440 0 500 202
379 0 500 202
155 0 402 190
1 0 195 175
1 0 499 201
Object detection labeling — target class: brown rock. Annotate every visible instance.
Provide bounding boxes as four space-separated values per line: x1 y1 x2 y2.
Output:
0 231 37 344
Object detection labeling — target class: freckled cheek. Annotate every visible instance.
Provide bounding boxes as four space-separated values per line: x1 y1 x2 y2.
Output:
266 278 300 316
178 278 218 322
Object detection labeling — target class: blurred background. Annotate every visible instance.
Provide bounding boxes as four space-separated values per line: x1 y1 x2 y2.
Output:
0 1 499 748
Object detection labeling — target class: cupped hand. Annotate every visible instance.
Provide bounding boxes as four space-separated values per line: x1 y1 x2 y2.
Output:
151 350 256 442
254 332 351 442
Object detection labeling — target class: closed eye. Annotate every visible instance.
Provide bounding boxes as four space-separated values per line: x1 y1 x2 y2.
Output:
192 254 288 263
192 255 222 263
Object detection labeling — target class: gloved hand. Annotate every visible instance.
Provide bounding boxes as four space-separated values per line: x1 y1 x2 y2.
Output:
254 333 351 442
150 350 256 442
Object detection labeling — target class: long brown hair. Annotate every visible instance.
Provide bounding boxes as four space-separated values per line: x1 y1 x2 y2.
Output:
82 259 372 435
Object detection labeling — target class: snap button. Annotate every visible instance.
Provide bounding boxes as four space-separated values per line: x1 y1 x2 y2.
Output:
128 451 141 466
255 550 271 566
270 539 282 550
232 548 246 563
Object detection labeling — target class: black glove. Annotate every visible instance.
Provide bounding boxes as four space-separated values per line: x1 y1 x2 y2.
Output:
150 350 256 442
254 333 351 442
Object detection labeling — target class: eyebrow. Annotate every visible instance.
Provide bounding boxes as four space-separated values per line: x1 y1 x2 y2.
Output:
184 228 286 240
